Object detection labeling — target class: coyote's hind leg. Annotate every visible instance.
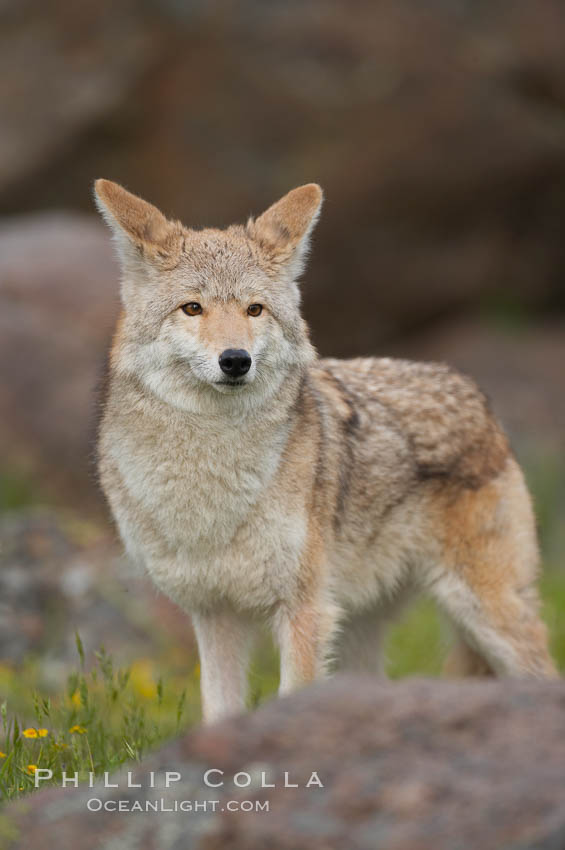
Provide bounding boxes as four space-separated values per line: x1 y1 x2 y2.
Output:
334 608 387 676
433 570 556 678
334 591 413 676
427 459 557 679
443 637 494 677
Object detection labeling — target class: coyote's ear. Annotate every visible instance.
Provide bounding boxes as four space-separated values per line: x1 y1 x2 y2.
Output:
93 179 183 269
247 184 323 279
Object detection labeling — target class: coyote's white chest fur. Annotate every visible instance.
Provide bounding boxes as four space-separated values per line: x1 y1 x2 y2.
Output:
95 177 556 723
102 391 308 611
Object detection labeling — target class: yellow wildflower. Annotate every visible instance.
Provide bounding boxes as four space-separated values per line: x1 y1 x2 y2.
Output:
27 764 38 774
22 727 48 738
69 725 87 735
71 692 81 708
0 751 6 758
129 659 157 700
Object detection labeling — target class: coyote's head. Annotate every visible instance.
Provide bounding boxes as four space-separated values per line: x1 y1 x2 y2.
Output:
94 179 322 412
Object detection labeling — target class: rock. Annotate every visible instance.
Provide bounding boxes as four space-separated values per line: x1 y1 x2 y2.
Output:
0 212 119 510
0 0 165 198
5 677 565 848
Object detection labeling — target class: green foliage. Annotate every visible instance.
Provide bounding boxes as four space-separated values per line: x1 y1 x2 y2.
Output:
386 599 444 678
523 447 565 565
0 474 35 512
541 573 565 669
0 643 200 803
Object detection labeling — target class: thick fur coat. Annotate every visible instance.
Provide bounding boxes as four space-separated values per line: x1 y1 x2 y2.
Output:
95 180 556 722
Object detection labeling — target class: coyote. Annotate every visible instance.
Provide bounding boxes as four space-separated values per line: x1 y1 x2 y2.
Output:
94 179 556 722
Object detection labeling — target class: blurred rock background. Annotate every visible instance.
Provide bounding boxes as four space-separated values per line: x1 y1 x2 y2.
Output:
0 0 564 738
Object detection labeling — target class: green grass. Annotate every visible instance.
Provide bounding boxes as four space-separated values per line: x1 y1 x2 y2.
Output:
0 635 285 803
540 573 565 668
0 473 36 513
386 599 444 678
0 635 200 803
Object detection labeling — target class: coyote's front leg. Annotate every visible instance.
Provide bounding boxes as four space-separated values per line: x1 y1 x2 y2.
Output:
274 596 341 695
191 609 254 723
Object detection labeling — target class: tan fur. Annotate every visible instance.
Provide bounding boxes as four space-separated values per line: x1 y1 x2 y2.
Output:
94 180 556 722
444 642 494 677
197 301 253 353
426 460 556 677
95 179 184 263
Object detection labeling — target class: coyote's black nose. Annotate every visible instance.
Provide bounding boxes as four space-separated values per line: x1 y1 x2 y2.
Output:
219 349 252 378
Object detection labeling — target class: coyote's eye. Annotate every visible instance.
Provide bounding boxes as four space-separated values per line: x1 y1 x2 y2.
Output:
181 302 202 316
247 304 263 317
